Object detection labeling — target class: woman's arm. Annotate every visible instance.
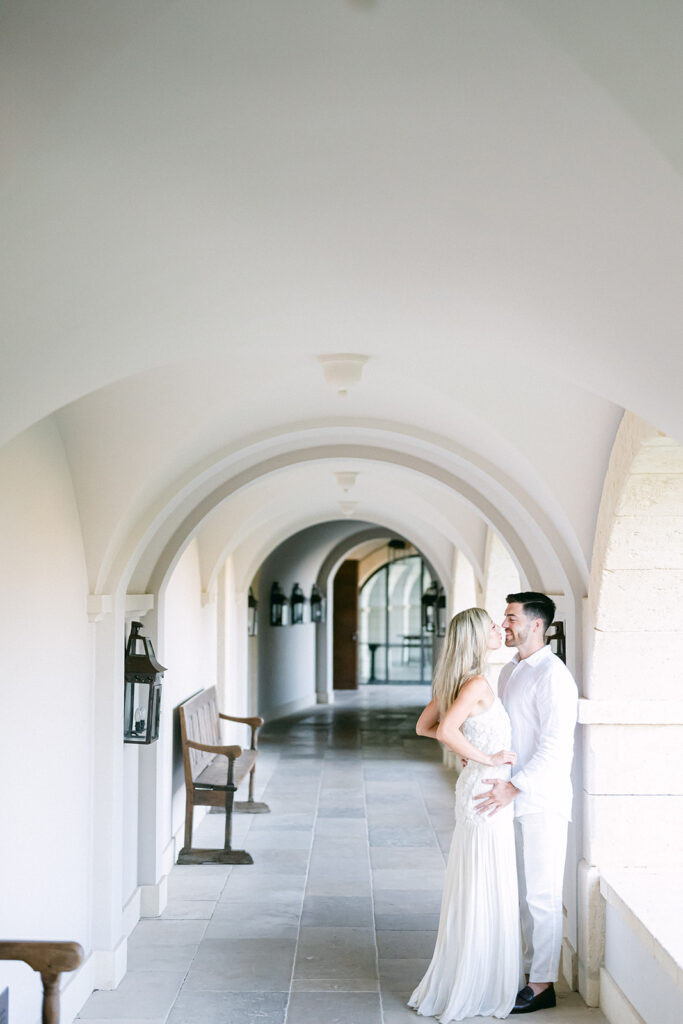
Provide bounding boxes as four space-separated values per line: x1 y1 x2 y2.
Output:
415 697 440 739
436 678 515 767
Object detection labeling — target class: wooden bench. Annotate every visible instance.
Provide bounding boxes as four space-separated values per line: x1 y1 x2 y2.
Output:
0 940 83 1023
178 687 269 864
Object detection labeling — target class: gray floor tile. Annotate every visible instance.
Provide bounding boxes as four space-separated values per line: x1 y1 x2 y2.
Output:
295 926 377 981
77 971 186 1019
287 991 382 1024
127 942 199 972
379 957 431 1000
129 920 208 946
79 689 604 1024
301 895 374 927
291 978 379 993
183 938 294 992
369 847 444 870
376 930 437 959
368 827 438 847
371 868 444 891
167 989 288 1024
161 899 216 920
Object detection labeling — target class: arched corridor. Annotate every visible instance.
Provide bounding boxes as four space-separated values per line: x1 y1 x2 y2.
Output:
76 689 606 1024
1 3 682 1022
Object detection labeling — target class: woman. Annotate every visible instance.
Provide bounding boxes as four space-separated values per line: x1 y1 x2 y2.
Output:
409 608 521 1021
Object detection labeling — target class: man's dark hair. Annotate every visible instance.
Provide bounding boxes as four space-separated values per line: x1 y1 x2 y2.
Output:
506 592 556 633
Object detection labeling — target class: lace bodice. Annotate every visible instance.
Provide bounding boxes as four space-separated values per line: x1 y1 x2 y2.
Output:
455 697 514 825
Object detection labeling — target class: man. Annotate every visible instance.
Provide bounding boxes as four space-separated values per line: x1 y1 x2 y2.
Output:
473 591 578 1015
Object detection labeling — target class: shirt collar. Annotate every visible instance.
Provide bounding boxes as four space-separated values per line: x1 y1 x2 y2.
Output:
514 644 552 667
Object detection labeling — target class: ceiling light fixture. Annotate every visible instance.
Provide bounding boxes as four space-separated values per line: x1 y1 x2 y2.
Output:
317 353 369 396
334 471 358 492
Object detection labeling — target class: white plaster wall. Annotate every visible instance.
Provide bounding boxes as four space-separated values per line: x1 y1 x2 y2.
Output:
0 420 91 1024
256 522 370 718
160 540 217 846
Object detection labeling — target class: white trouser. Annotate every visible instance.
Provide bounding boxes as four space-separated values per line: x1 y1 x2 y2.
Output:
514 812 568 983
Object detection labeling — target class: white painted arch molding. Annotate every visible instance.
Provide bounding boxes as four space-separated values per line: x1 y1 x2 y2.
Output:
103 425 587 607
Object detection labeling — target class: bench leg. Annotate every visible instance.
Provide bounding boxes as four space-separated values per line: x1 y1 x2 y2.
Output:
184 792 194 849
235 763 270 814
177 786 254 865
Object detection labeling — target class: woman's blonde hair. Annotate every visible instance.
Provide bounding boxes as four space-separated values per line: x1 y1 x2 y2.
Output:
432 607 491 715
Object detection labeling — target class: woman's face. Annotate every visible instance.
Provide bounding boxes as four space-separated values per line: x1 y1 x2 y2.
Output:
487 619 503 651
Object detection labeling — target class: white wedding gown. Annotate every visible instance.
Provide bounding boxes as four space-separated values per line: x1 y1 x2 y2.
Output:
409 697 521 1021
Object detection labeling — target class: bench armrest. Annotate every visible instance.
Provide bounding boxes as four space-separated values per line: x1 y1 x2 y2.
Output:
218 713 264 750
219 713 264 727
186 740 243 759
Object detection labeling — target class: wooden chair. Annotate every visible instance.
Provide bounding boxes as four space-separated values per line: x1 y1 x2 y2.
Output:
178 687 269 864
0 940 83 1024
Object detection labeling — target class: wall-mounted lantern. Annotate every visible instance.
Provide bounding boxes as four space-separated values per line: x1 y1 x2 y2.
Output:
247 588 258 636
124 621 166 744
437 587 447 636
310 584 326 624
290 583 305 624
545 621 566 663
421 582 438 633
270 582 288 626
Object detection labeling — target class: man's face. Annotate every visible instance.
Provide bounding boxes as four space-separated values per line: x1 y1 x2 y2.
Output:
502 603 531 647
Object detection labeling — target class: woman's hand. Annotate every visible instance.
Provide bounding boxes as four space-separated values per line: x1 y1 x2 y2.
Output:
488 749 517 767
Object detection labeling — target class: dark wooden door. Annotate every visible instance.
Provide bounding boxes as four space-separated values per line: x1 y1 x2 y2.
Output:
333 559 359 690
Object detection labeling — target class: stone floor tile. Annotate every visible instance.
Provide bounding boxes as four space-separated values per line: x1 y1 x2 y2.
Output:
370 847 445 870
167 989 288 1024
183 938 294 992
372 868 445 891
79 688 605 1024
378 957 430 996
244 828 313 850
301 895 374 927
294 926 378 981
368 827 439 847
306 876 373 897
374 912 441 932
160 898 216 920
317 806 366 818
126 942 199 973
291 977 380 992
166 866 231 901
77 971 186 1019
287 991 382 1024
314 817 367 839
376 929 437 959
128 919 208 946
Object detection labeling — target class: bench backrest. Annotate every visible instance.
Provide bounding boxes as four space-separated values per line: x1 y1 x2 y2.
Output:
179 687 222 783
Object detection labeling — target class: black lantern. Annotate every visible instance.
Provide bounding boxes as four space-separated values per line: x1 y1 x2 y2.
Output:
290 583 305 624
545 621 566 663
437 587 447 636
310 584 326 624
124 621 166 744
270 582 288 626
421 582 438 633
248 588 258 636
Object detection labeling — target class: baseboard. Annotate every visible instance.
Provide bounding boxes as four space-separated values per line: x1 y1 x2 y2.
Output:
600 967 646 1024
140 873 168 917
53 949 96 1024
561 935 578 991
122 887 141 937
93 934 127 990
316 690 334 704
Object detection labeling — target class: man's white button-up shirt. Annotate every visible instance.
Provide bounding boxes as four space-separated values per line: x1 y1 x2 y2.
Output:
498 644 578 820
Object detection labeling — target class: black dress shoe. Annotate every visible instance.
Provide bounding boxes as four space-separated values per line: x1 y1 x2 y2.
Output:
510 983 556 1014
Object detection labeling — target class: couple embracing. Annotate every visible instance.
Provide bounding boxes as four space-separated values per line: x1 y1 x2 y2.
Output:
410 592 578 1020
